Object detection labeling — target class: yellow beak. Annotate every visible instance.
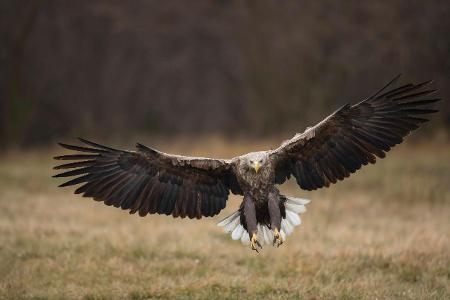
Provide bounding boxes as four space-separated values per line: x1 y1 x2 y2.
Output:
253 162 260 173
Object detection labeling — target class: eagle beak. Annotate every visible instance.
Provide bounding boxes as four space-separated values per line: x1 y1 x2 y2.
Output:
253 162 261 173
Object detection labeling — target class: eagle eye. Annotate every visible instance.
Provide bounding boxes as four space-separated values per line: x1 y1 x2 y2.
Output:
259 159 263 163
249 160 254 164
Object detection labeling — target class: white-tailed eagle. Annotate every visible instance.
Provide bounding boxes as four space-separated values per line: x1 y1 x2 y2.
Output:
54 75 440 252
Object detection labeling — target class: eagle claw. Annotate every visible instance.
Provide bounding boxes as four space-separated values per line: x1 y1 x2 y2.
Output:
273 228 283 247
251 233 262 253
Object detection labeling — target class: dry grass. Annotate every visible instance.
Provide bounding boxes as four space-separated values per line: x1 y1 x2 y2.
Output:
0 139 449 299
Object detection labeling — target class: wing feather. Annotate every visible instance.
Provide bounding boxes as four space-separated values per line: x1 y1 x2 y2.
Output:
54 138 242 218
272 76 441 190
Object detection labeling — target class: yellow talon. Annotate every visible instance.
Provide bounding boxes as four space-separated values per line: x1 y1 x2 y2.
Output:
250 233 262 252
273 228 283 247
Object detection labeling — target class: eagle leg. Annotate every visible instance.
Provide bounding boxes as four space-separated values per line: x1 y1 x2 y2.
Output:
268 191 283 247
243 196 261 252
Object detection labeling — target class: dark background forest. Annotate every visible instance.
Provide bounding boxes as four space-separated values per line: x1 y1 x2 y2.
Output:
1 0 449 147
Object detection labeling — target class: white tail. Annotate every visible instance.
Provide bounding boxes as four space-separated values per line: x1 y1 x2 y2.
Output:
217 196 310 245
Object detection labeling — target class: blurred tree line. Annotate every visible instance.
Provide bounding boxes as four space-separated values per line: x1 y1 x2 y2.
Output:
1 0 449 147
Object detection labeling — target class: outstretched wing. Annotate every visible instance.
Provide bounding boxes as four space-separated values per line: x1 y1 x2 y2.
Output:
271 75 441 190
54 138 242 218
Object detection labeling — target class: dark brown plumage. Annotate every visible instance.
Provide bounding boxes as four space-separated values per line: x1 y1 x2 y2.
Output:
54 75 441 251
54 139 241 219
272 75 440 190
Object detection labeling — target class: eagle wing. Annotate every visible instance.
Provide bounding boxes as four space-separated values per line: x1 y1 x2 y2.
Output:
54 138 242 218
271 75 441 190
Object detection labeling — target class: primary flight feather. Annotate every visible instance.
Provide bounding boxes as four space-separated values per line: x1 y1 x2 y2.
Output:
54 75 441 252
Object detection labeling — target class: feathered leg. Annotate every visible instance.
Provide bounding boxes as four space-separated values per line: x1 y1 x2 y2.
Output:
243 196 261 252
268 190 283 247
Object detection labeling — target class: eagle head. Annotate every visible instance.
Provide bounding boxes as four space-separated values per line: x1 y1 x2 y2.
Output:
245 151 268 173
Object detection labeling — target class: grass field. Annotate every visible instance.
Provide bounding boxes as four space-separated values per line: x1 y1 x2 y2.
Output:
0 139 449 299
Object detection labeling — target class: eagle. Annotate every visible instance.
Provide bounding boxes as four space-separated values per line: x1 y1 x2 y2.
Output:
54 75 440 252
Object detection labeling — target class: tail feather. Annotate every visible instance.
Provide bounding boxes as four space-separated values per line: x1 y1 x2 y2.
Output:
217 196 310 246
231 225 245 240
217 211 240 232
280 196 309 237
